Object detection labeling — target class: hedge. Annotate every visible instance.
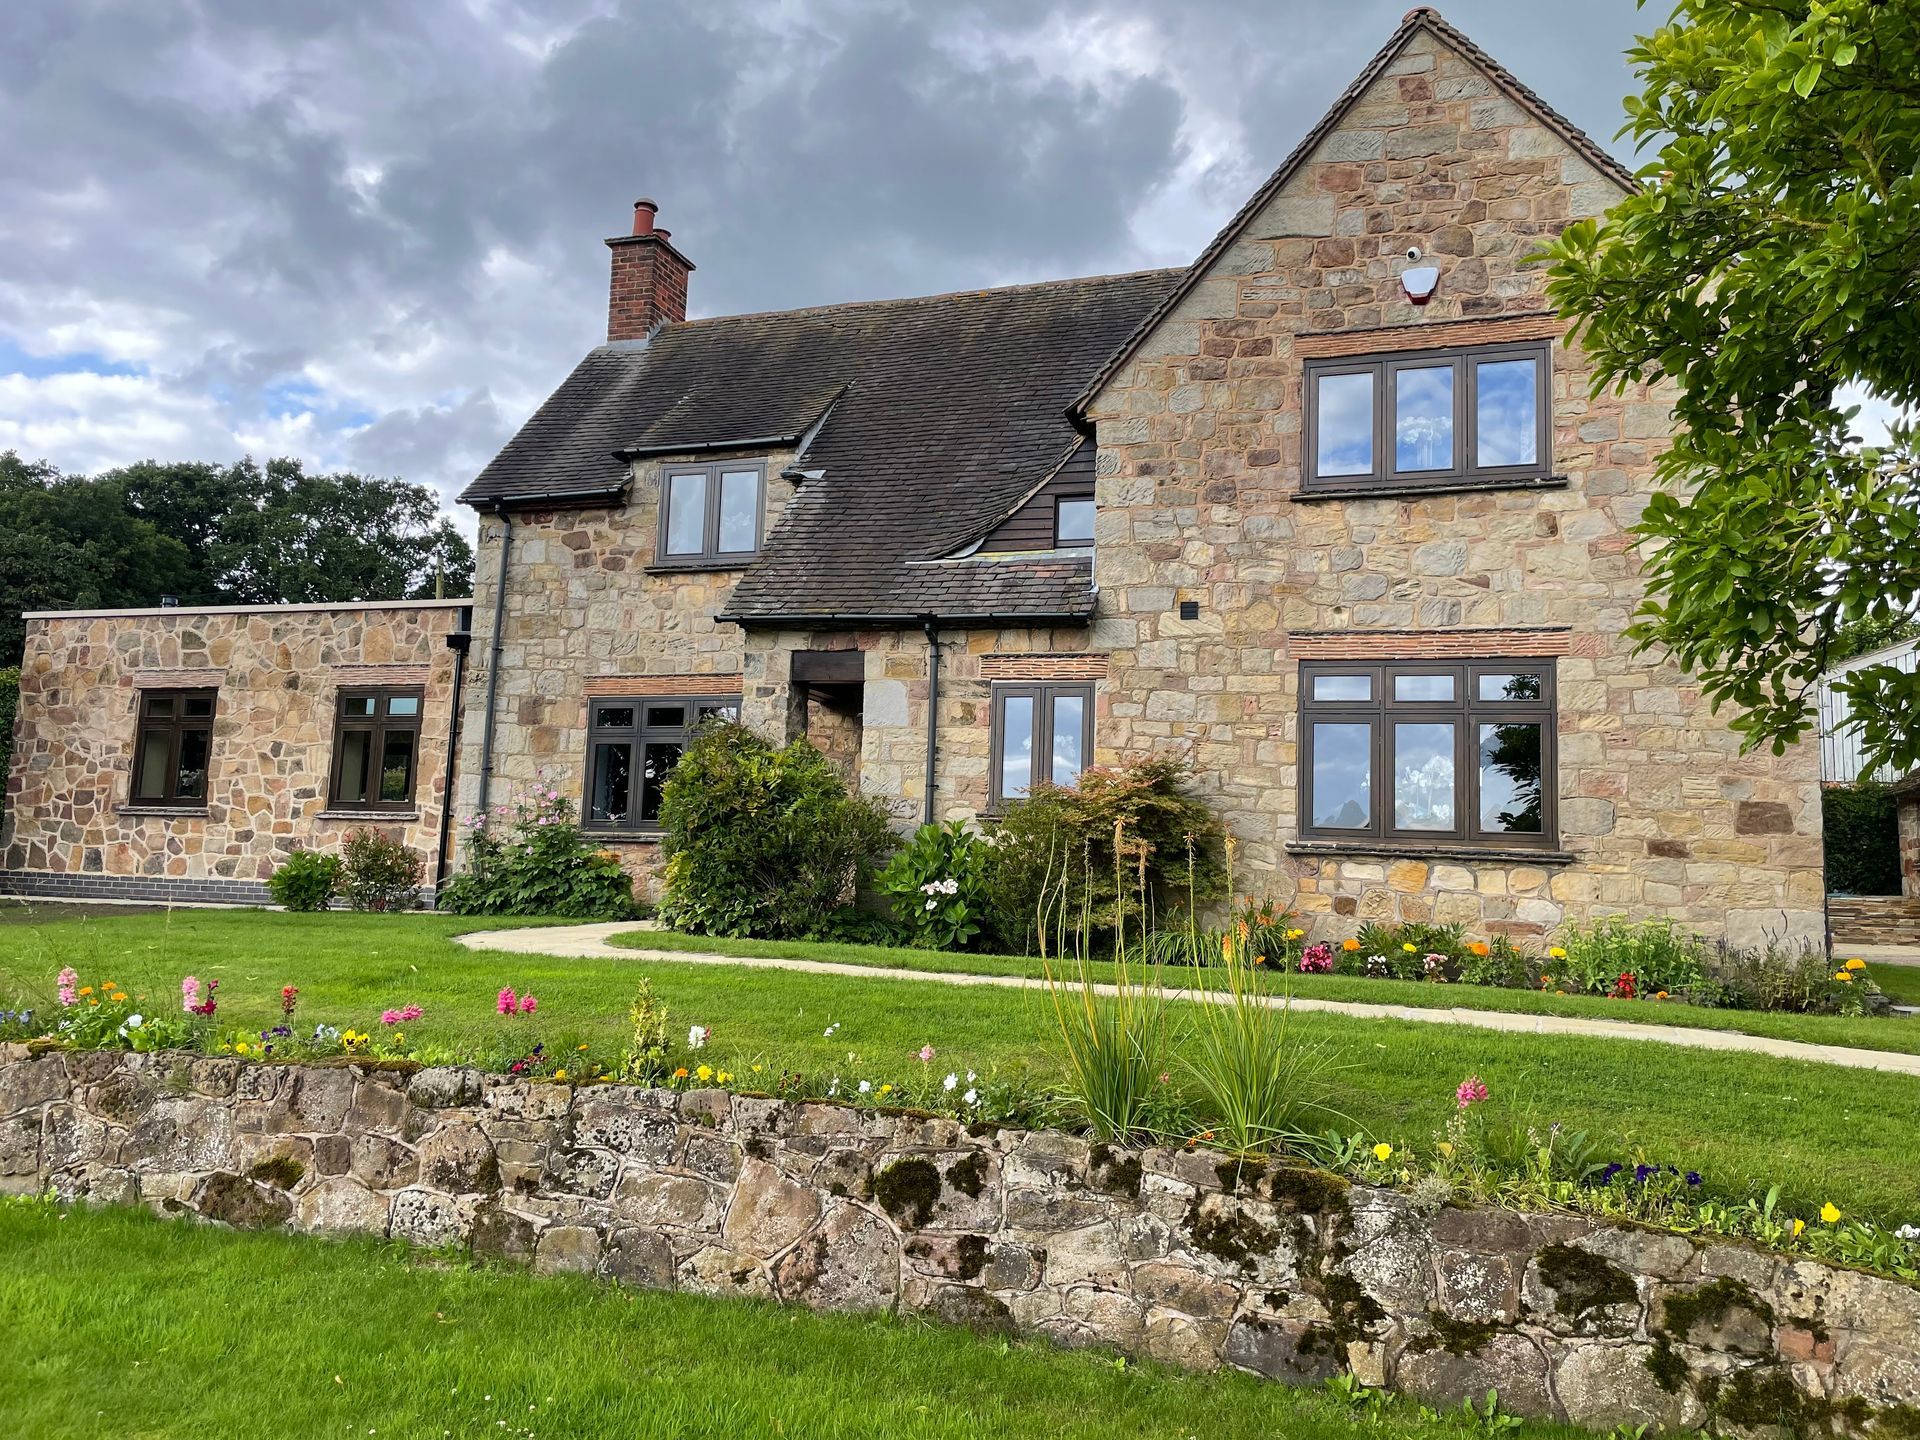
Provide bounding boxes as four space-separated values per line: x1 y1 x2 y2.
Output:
1823 781 1901 895
0 667 16 824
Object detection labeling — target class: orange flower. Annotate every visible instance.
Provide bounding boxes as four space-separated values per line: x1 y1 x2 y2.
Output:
1468 942 1490 957
1342 938 1360 952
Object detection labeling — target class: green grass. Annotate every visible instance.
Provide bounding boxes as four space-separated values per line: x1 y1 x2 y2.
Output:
3 909 1919 1221
0 1200 1590 1440
613 927 1920 1057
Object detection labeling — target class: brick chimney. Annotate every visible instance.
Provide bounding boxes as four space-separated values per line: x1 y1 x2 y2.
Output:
605 199 695 343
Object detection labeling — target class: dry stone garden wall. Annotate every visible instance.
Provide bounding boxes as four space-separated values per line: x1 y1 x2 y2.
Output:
5 1046 1917 1435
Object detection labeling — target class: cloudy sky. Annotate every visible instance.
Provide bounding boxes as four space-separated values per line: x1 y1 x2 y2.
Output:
0 0 1677 530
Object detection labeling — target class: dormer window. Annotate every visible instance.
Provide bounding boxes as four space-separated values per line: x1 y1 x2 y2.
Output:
658 461 765 566
1055 495 1095 548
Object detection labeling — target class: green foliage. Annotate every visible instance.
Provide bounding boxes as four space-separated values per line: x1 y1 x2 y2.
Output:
656 723 895 939
1458 936 1535 990
619 979 671 1083
267 849 342 912
876 822 995 950
1822 781 1902 895
0 451 473 666
1698 943 1882 1016
988 753 1226 953
1353 921 1469 980
439 788 636 919
1540 2 1920 775
0 665 15 822
336 828 424 912
1553 918 1706 997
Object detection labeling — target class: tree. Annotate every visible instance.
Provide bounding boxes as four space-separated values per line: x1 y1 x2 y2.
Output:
1543 0 1920 776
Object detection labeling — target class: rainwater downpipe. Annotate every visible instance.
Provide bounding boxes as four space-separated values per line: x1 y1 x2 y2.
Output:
922 619 941 825
475 504 514 816
431 606 473 898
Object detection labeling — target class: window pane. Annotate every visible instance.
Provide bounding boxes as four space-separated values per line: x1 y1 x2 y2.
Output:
1476 358 1538 467
1051 694 1085 786
174 727 211 801
144 695 176 719
664 473 708 555
640 741 683 822
134 729 172 801
717 471 759 553
1312 674 1372 703
589 743 631 826
594 705 635 730
1000 695 1035 800
343 695 376 719
1394 364 1454 472
644 703 687 729
697 701 740 724
1393 722 1455 831
1477 672 1543 702
1310 722 1371 829
183 696 215 719
379 730 416 804
1393 673 1455 702
1479 722 1544 833
336 731 373 805
1056 497 1096 545
387 694 421 718
1315 371 1374 476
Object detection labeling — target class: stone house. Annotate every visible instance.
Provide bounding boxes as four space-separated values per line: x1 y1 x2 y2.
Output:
1 10 1824 945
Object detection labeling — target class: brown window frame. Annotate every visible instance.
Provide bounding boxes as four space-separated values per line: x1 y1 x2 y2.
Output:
1054 493 1096 548
130 688 218 808
655 461 766 568
582 694 741 834
1298 660 1558 849
328 687 426 812
1302 339 1552 492
989 682 1094 809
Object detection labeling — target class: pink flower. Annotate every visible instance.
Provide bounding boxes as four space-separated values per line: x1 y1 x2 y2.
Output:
497 987 518 1016
519 994 538 1015
398 1004 423 1022
1299 942 1335 974
57 967 79 1008
1456 1075 1489 1110
917 1045 935 1063
381 1009 402 1026
181 975 200 1014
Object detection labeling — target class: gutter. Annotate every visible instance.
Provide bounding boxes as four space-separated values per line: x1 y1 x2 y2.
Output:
433 606 474 898
716 609 1092 629
613 433 801 461
923 619 941 826
474 504 514 816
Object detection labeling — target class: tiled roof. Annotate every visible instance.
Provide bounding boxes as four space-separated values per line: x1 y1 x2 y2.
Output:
461 269 1181 623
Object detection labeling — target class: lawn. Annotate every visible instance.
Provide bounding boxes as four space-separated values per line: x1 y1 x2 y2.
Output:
613 928 1920 1057
0 1200 1590 1440
2 908 1918 1222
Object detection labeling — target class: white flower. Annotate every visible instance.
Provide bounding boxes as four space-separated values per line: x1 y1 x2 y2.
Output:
943 1073 958 1092
127 1014 144 1028
963 1088 978 1106
828 1077 840 1096
687 1025 709 1049
942 879 959 895
823 1022 839 1037
966 1070 976 1083
858 1080 872 1094
1899 1224 1920 1241
925 899 937 912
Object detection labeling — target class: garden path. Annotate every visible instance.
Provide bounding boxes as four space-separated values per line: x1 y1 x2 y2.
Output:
456 923 1920 1079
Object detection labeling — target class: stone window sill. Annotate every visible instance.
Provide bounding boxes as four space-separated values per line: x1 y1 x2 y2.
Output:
643 559 757 575
585 831 663 845
1291 474 1569 504
1285 839 1575 866
317 810 420 823
114 805 210 819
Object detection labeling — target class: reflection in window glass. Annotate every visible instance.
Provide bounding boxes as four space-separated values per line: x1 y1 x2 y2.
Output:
135 730 172 800
1479 722 1544 833
590 743 631 826
387 695 421 718
1393 673 1455 702
697 702 741 724
664 473 707 555
1311 722 1371 828
1316 371 1374 476
174 727 211 801
183 696 215 719
717 471 759 553
1051 695 1085 785
1394 365 1454 472
1056 497 1096 545
144 696 176 719
1476 358 1538 467
343 696 376 719
1000 695 1035 800
1313 674 1372 703
1477 672 1543 702
380 731 416 803
641 742 683 822
336 732 372 805
645 704 687 728
595 706 636 729
1394 722 1455 830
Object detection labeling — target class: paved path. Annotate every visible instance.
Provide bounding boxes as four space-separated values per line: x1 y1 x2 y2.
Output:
455 922 1920 1079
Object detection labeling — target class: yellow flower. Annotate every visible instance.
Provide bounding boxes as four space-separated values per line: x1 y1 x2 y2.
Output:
577 1043 589 1052
1845 958 1866 972
79 986 94 996
751 1064 763 1074
1792 1218 1806 1237
1654 991 1669 1001
696 1064 713 1083
1821 1202 1842 1224
1437 1141 1454 1158
879 1084 893 1096
235 1041 249 1054
1833 971 1854 983
717 1071 733 1084
1548 946 1567 960
1342 939 1360 952
1373 1143 1393 1162
1401 943 1416 954
553 1069 567 1081
1286 928 1305 941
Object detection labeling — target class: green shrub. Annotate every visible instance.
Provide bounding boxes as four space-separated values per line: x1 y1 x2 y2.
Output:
988 753 1226 953
876 821 995 950
336 828 424 912
1823 781 1901 895
656 723 894 939
0 666 16 823
439 788 635 919
1458 935 1535 989
1353 920 1468 980
1698 942 1885 1015
1552 917 1705 997
619 979 671 1082
267 849 341 911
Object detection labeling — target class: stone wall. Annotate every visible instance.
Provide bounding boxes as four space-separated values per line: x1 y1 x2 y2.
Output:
8 1047 1915 1434
1080 24 1824 948
0 601 466 900
1900 793 1920 901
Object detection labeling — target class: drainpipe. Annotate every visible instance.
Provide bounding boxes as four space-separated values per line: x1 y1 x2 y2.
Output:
922 619 940 825
432 606 473 899
475 504 514 817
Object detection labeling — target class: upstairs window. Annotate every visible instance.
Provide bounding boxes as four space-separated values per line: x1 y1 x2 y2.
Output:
330 688 424 811
990 682 1092 807
1054 495 1096 548
1303 340 1550 491
658 462 765 565
585 695 741 831
1299 661 1556 848
131 690 217 807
